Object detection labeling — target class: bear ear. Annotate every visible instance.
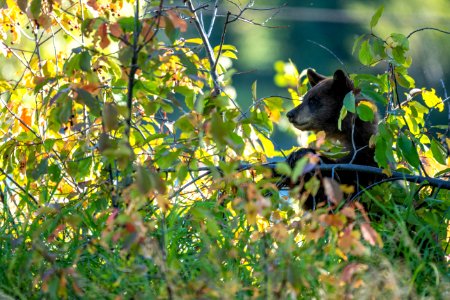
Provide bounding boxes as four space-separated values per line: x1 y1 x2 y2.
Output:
332 69 353 91
307 69 327 87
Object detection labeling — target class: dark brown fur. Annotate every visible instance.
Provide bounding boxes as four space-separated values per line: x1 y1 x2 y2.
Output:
282 69 379 209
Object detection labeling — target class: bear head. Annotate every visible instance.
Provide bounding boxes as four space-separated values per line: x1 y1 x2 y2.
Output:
286 69 354 135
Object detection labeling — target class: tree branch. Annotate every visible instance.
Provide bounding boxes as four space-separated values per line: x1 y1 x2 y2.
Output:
164 162 450 198
185 0 221 96
0 167 38 205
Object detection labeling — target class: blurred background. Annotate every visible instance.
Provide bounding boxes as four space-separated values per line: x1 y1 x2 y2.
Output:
207 0 450 150
1 0 448 150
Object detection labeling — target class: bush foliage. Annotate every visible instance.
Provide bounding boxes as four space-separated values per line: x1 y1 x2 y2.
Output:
0 1 448 299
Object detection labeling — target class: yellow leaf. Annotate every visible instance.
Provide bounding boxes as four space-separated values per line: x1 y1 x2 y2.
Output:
221 50 237 60
245 202 257 225
340 184 355 194
156 195 171 212
382 168 392 177
422 88 444 112
185 38 203 44
335 248 348 261
256 132 276 157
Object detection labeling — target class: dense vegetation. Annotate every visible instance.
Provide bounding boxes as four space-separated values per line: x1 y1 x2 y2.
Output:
0 1 448 298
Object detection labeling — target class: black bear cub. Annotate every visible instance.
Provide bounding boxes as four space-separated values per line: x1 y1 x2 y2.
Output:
281 69 379 209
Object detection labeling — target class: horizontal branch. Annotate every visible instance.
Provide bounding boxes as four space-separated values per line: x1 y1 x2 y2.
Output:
313 163 450 189
163 162 450 194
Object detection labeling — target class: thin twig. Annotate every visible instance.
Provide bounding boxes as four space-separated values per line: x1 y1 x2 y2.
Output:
207 0 219 37
212 11 231 74
407 27 450 39
0 167 38 205
440 79 450 155
185 0 221 96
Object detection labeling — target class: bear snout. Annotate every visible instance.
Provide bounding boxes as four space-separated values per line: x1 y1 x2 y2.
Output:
286 109 296 122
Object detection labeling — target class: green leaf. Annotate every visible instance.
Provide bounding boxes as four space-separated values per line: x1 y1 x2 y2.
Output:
430 139 446 165
392 47 406 65
178 51 197 75
343 92 356 113
361 89 387 105
304 177 320 196
291 156 309 182
136 165 152 194
251 80 257 102
31 158 48 180
356 103 374 122
174 114 195 133
164 16 178 42
397 133 420 169
105 57 122 80
59 96 72 124
359 40 373 66
370 5 384 29
63 54 81 75
372 38 386 60
395 72 415 88
337 106 347 131
390 33 409 50
75 88 100 117
352 34 366 55
103 102 119 132
375 138 388 168
17 0 27 12
30 0 41 18
118 17 137 32
275 162 291 176
79 51 92 72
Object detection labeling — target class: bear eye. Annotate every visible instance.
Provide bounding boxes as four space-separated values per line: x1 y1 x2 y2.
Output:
308 97 321 110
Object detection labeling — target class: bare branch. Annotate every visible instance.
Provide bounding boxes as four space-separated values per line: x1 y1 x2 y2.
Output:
164 162 450 199
0 167 38 205
407 27 450 39
185 0 221 96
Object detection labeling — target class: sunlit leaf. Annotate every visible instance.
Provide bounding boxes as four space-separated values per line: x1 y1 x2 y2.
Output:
422 89 444 111
370 5 384 29
30 0 41 18
397 133 420 169
338 106 347 131
75 88 101 117
356 101 375 122
430 139 446 165
359 40 373 66
79 51 91 72
343 91 356 113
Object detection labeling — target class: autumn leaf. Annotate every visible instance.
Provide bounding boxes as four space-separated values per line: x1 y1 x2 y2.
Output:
19 107 33 131
110 23 123 38
86 0 99 10
341 263 368 283
270 223 289 242
319 214 346 229
340 206 356 219
156 195 171 212
245 201 257 225
166 10 187 32
338 225 368 256
305 226 325 242
323 177 343 205
360 222 383 247
98 23 110 49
